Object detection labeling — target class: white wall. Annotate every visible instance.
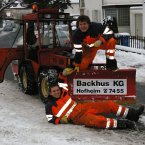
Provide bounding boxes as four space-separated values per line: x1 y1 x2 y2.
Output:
118 26 130 34
83 0 103 22
81 0 145 36
103 0 143 5
130 7 143 36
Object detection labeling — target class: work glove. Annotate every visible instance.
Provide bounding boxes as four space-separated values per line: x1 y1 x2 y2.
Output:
74 66 79 72
62 66 79 76
94 40 102 47
60 116 68 124
62 67 74 76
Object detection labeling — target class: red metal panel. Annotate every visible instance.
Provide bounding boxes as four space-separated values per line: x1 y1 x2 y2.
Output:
67 68 136 103
38 8 59 14
39 50 68 68
23 13 38 21
0 48 24 82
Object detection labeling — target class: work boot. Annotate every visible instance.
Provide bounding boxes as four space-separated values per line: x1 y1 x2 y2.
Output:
126 105 144 122
117 119 136 129
106 58 118 71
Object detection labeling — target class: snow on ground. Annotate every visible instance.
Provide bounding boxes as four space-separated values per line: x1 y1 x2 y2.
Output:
0 50 145 145
116 51 145 83
0 81 145 145
93 50 145 83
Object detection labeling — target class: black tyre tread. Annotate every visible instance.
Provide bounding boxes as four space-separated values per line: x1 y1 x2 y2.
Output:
38 70 49 103
20 63 37 95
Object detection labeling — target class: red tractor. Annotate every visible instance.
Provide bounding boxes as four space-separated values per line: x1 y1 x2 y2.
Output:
0 7 136 104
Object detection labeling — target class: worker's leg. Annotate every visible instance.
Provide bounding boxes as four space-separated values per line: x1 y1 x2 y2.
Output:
74 112 115 129
81 101 144 122
72 112 135 129
63 47 98 75
79 48 98 70
80 101 127 118
105 38 118 70
70 103 113 128
71 102 137 129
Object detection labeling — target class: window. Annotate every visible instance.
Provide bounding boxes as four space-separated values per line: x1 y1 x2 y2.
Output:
118 8 130 26
25 20 71 49
105 8 117 19
39 22 53 48
104 7 130 26
55 24 70 47
39 23 71 48
26 22 38 47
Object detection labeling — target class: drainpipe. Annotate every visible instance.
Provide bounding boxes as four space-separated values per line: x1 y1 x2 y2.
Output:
0 1 2 27
143 0 145 37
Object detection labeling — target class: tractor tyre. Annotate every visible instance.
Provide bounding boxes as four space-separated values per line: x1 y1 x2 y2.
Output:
38 70 49 103
19 63 37 95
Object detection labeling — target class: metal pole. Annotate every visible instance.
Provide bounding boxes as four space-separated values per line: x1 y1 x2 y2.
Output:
0 1 3 27
143 1 145 37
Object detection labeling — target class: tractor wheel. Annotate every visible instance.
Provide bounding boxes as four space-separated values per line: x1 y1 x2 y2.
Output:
38 69 58 103
38 70 49 103
19 63 37 94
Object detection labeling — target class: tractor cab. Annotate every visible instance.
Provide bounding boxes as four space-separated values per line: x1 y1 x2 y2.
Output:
22 7 75 63
0 7 76 83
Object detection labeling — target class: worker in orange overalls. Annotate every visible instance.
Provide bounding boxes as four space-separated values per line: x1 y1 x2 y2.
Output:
45 83 144 129
63 15 118 75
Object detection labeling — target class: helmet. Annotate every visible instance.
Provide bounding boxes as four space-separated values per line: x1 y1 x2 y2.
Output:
103 16 118 33
103 16 114 26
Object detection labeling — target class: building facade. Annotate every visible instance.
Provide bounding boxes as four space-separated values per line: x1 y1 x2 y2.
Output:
80 0 145 37
80 0 103 22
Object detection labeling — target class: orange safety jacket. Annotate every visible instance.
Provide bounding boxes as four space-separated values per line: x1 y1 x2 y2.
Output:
45 90 77 124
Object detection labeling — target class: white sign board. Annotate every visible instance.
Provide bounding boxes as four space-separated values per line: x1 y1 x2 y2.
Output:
73 79 127 95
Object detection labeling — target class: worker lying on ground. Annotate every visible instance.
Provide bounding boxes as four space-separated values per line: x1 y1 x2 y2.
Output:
45 83 144 129
63 15 119 76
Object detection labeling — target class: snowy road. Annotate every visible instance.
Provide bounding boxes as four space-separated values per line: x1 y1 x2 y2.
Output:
0 81 145 145
0 50 145 145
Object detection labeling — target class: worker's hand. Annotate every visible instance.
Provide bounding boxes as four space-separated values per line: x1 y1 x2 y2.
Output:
82 42 89 48
60 116 68 124
74 66 79 72
94 40 102 47
62 67 74 76
82 42 90 50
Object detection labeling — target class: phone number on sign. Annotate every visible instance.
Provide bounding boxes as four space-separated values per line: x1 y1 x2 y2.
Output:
103 89 124 94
